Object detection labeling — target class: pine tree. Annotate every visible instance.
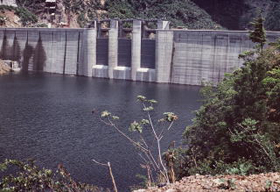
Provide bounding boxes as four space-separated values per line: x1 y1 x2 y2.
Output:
249 15 266 50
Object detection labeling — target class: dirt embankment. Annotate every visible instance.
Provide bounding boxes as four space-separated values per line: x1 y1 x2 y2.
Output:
0 59 11 75
0 10 22 27
134 172 280 192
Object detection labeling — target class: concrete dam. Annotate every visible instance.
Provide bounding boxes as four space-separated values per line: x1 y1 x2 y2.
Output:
0 20 279 86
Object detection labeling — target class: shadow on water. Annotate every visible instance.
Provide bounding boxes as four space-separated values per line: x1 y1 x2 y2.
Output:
22 35 34 72
33 32 46 71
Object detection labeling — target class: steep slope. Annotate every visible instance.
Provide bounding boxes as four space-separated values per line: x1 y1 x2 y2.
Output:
193 0 280 30
3 0 220 29
60 0 221 29
103 0 221 29
1 0 278 30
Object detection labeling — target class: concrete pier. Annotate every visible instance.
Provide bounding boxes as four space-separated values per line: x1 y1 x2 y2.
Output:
108 20 118 79
82 28 96 77
155 30 174 83
131 20 142 81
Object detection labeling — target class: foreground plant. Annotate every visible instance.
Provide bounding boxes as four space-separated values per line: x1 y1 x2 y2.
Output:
97 95 178 185
0 159 102 192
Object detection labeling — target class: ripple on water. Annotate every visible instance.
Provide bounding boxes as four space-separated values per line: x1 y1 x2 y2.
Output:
0 73 201 191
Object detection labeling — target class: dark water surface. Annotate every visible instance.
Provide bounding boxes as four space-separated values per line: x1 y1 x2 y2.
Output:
0 73 201 191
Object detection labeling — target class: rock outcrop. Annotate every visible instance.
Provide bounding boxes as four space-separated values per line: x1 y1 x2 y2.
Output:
0 59 11 75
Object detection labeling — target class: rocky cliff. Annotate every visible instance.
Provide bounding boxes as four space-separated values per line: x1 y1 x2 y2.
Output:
0 0 279 30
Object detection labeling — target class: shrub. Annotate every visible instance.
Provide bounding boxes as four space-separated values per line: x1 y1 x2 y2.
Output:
175 18 280 178
15 7 38 26
0 159 103 192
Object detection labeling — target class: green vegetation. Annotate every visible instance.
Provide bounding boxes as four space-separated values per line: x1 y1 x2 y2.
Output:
192 0 247 29
174 17 280 179
56 0 221 29
193 0 280 30
2 0 278 30
0 5 37 26
265 2 280 31
0 15 7 25
103 0 221 29
63 0 103 27
249 15 266 50
0 3 279 188
61 0 221 29
16 0 45 14
0 159 102 192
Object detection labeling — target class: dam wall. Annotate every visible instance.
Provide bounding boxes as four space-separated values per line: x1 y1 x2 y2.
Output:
0 23 279 85
168 30 280 85
0 28 92 77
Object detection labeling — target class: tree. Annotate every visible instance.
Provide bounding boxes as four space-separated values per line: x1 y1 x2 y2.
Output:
175 20 280 178
249 15 266 50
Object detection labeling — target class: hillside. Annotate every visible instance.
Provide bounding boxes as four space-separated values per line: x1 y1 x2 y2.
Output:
1 0 221 29
52 0 221 29
0 0 279 30
193 0 280 30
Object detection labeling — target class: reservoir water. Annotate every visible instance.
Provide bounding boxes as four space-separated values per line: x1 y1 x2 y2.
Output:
0 73 201 191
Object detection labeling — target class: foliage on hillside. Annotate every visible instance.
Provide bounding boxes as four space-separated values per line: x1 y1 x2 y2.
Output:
265 2 280 31
16 0 45 14
6 0 279 30
174 18 280 179
0 5 37 26
103 0 221 29
58 0 221 29
62 0 103 28
193 0 280 30
17 0 221 29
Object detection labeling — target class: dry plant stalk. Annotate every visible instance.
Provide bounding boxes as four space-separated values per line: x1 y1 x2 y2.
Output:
97 95 178 185
92 159 118 192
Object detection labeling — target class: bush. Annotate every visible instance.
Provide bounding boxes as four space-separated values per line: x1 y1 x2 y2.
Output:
15 7 38 26
175 18 280 178
0 159 103 192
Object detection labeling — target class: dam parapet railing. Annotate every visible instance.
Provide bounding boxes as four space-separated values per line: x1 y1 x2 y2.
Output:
0 20 280 85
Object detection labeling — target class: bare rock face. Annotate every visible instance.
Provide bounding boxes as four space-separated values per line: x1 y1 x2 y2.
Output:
0 59 11 75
